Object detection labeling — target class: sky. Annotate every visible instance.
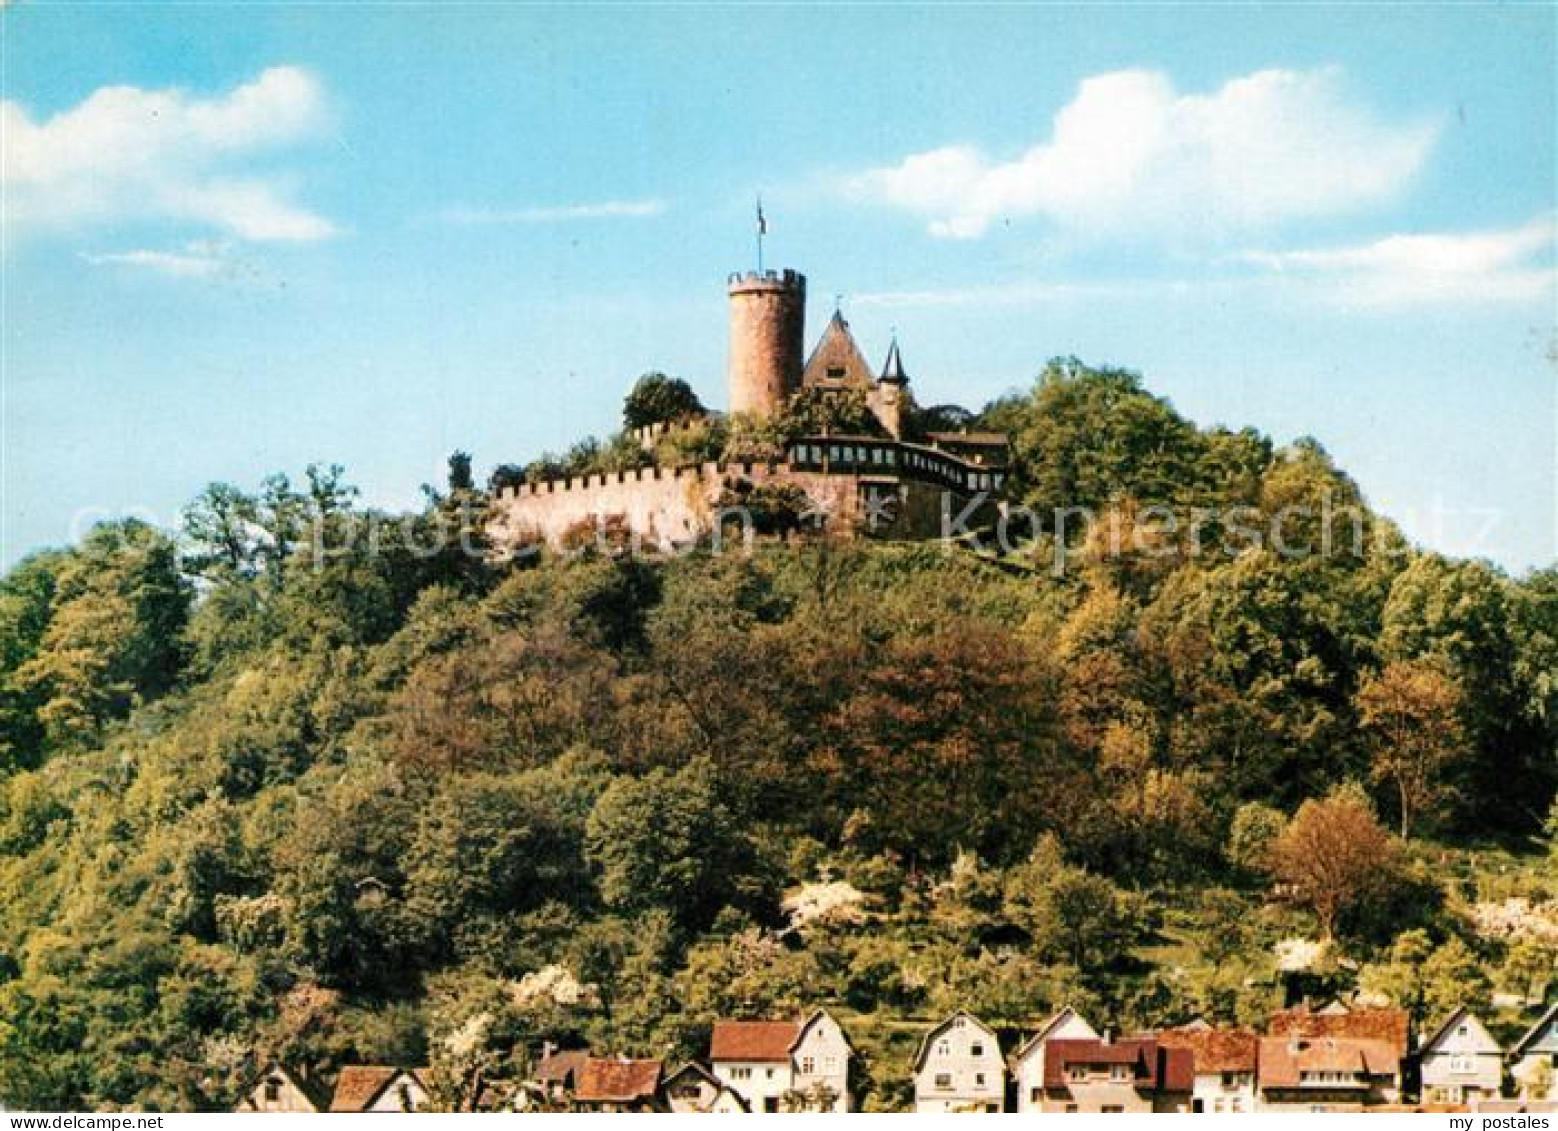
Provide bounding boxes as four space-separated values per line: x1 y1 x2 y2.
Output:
2 3 1555 573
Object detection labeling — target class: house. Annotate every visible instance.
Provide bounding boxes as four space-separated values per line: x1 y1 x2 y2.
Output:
912 1011 1006 1113
1268 1004 1411 1063
234 1061 326 1113
532 1047 590 1104
573 1057 665 1112
664 1062 750 1113
708 1009 853 1112
1153 1026 1260 1113
1040 1038 1194 1113
328 1066 430 1112
1511 1003 1558 1101
1256 1036 1402 1111
1419 1008 1503 1104
1009 1007 1100 1113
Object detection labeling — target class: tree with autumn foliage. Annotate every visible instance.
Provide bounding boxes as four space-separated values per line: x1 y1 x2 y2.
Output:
1264 788 1397 939
1356 658 1465 837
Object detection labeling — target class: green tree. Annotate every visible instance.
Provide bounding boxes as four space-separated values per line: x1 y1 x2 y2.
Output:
622 372 704 430
12 521 189 747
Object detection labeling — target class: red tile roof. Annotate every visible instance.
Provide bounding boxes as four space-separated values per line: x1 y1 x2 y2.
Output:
1044 1039 1193 1094
1268 1007 1410 1059
329 1067 420 1112
575 1058 663 1103
709 1020 801 1063
1155 1027 1260 1074
1258 1036 1400 1089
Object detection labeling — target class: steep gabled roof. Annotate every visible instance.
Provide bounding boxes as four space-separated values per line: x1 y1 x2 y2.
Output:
575 1057 663 1103
710 1020 802 1063
1010 1006 1100 1066
1421 1007 1500 1056
912 1010 1001 1073
244 1061 329 1111
329 1066 426 1112
1512 1002 1558 1058
879 339 908 385
802 312 875 390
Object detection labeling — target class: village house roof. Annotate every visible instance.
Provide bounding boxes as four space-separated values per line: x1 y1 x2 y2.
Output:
574 1057 663 1103
1010 1006 1097 1065
1420 1007 1498 1056
709 1019 802 1063
534 1048 590 1086
1153 1026 1260 1075
1268 1005 1410 1059
1043 1038 1194 1094
328 1066 425 1113
242 1061 329 1111
911 1010 1001 1073
1512 1002 1558 1058
1257 1036 1399 1089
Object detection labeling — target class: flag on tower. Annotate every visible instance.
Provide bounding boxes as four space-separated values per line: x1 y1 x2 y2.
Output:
757 197 767 236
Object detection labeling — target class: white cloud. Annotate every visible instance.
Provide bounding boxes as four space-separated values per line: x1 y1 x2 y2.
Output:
4 65 335 242
440 199 666 225
1239 215 1557 307
80 239 233 279
848 67 1437 239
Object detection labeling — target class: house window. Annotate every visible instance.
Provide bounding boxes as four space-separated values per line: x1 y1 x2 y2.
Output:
823 1057 837 1072
800 1057 815 1074
971 1043 984 1057
827 367 846 379
765 1068 775 1079
934 1074 952 1091
1102 1105 1125 1113
732 1067 751 1080
1065 1104 1079 1113
264 1079 280 1104
764 1098 779 1113
1452 1056 1473 1073
937 1040 951 1057
975 1074 986 1087
1030 1087 1041 1102
953 1017 966 1029
1110 1065 1130 1082
1069 1067 1087 1082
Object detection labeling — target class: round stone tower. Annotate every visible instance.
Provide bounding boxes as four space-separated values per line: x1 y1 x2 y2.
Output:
727 269 806 418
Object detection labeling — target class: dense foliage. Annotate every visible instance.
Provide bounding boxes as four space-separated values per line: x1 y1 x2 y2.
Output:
1 362 1554 1110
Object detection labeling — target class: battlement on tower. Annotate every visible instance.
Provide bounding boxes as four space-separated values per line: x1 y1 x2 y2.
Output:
727 269 806 290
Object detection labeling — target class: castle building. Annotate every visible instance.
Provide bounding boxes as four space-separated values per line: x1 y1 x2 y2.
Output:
487 265 1009 553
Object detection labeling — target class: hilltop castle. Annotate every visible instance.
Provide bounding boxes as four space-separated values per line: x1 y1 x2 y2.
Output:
488 266 1009 553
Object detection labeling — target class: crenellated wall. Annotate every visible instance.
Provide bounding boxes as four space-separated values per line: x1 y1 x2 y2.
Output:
487 442 1005 554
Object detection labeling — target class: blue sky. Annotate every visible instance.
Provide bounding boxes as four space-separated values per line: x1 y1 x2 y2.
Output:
3 4 1554 572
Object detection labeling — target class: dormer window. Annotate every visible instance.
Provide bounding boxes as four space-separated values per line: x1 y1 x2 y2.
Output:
827 366 846 379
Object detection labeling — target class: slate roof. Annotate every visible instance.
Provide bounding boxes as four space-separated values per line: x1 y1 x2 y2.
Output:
709 1020 801 1063
574 1057 663 1103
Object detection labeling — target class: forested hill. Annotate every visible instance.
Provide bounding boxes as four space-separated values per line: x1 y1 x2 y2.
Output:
2 360 1555 1110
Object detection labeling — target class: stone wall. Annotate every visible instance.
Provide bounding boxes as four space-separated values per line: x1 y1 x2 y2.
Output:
727 271 806 418
487 459 993 554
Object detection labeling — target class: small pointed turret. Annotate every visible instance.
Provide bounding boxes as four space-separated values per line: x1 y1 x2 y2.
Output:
879 337 908 385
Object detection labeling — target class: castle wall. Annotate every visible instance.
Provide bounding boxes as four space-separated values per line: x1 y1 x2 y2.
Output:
488 459 991 554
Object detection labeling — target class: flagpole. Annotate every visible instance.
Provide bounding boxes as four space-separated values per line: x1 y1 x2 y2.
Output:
756 196 765 274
